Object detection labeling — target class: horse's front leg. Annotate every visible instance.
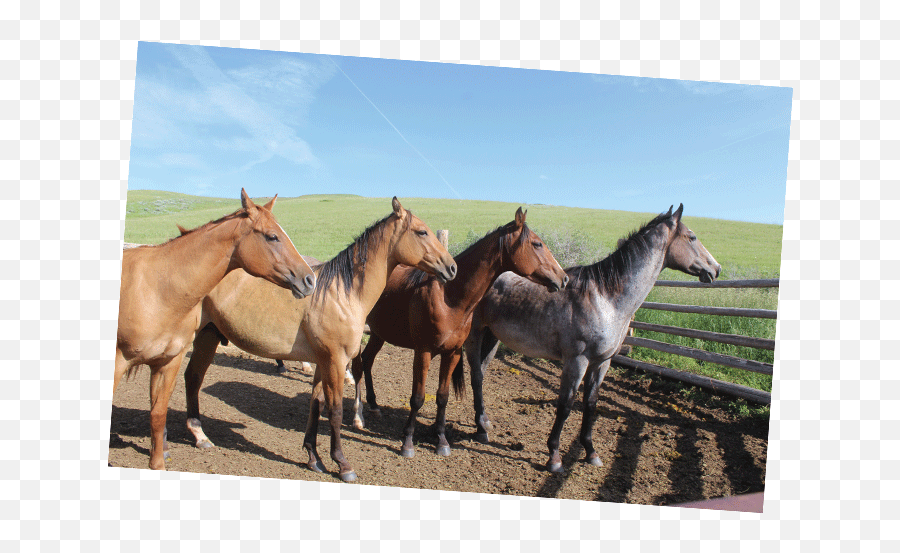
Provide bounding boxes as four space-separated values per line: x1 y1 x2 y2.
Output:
147 350 187 470
578 359 610 467
184 325 221 448
323 358 356 482
303 368 326 474
434 349 462 456
546 355 589 473
400 349 432 458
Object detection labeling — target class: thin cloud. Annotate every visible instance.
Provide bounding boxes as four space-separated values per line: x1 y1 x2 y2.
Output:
329 57 462 200
168 44 320 168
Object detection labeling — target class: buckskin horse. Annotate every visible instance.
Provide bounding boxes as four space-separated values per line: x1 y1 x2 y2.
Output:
464 204 721 472
181 198 457 482
351 208 569 458
113 189 316 470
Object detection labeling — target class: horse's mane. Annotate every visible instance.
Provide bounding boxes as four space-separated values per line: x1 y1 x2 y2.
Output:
314 209 412 301
566 210 673 296
401 220 532 288
161 209 248 246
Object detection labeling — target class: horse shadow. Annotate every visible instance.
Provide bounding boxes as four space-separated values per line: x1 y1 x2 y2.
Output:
529 369 768 504
108 404 300 468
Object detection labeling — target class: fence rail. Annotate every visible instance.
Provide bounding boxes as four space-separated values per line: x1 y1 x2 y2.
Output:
617 278 777 405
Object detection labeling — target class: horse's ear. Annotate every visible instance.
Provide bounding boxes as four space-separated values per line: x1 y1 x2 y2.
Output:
666 205 673 217
241 188 259 219
617 238 626 248
177 224 189 236
392 196 405 218
263 194 278 211
673 203 684 221
515 207 526 227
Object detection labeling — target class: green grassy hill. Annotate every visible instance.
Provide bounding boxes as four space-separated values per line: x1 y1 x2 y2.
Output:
123 190 782 403
123 190 783 278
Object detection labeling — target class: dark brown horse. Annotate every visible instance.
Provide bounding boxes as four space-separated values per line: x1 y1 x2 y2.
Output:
114 189 316 470
352 208 569 458
181 198 457 481
465 205 721 472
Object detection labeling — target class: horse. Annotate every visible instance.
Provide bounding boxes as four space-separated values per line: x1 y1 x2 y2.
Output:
181 198 457 482
350 207 570 458
464 204 721 472
113 189 316 470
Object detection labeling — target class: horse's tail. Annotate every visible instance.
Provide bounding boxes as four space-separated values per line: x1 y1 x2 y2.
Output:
451 354 466 400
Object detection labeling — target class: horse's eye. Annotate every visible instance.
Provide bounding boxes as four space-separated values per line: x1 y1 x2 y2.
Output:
689 235 697 242
532 241 543 249
416 230 428 237
266 233 279 242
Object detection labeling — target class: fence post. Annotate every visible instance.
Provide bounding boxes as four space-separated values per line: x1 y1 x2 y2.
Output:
437 229 449 248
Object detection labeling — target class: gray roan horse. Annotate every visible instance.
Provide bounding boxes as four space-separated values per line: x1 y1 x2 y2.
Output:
464 204 721 472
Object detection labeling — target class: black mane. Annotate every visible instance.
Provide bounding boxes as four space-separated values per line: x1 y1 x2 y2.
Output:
566 210 673 296
313 210 410 301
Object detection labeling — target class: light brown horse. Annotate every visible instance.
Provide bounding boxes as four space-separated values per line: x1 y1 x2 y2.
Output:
352 208 569 458
181 198 457 482
114 189 316 470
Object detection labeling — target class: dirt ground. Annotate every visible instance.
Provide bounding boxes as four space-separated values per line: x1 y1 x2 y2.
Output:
108 343 769 506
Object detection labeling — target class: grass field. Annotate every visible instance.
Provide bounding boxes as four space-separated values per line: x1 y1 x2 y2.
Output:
122 190 783 403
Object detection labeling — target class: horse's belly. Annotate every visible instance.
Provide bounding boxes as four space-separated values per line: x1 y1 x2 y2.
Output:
492 324 560 361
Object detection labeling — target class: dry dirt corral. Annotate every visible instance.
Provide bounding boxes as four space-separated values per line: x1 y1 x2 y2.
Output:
108 342 768 505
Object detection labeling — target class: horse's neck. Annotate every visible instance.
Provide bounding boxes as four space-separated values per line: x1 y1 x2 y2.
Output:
442 234 503 312
160 220 241 308
613 230 671 319
352 240 396 315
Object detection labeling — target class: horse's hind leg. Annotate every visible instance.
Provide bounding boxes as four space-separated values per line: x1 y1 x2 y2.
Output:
578 359 610 467
361 334 385 419
433 349 462 456
351 335 384 429
546 355 589 473
147 352 186 470
465 327 499 443
184 325 220 449
113 347 128 396
401 349 433 458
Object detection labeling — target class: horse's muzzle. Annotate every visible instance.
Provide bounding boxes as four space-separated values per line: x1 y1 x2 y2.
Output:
290 273 317 299
545 274 568 293
436 262 458 284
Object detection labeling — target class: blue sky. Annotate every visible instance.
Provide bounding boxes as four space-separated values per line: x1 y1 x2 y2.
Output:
129 42 793 225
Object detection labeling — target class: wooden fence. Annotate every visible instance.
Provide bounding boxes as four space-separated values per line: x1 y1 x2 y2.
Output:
611 278 778 405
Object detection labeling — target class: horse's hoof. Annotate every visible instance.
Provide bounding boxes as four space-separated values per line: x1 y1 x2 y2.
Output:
307 460 326 473
339 471 358 483
587 455 603 467
436 445 451 456
163 451 171 461
369 408 382 419
483 420 493 431
400 447 415 458
196 440 214 449
474 432 489 444
352 419 365 431
547 461 564 473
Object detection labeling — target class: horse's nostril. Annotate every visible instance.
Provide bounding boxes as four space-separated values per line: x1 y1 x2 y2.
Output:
305 274 315 288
